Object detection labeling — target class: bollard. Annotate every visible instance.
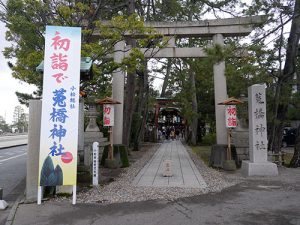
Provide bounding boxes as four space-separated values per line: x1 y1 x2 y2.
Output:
0 188 8 210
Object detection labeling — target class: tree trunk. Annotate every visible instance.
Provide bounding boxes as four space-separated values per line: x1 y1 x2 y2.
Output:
187 7 198 145
133 61 149 150
161 59 172 97
270 0 300 158
123 62 136 147
290 1 300 167
190 71 198 145
290 123 300 167
297 68 300 92
268 80 281 152
123 0 136 148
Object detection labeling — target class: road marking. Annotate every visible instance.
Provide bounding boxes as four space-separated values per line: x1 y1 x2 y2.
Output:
6 152 14 156
0 153 27 163
257 185 281 189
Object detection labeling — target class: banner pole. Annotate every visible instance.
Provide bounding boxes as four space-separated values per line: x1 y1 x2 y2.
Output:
110 126 113 159
72 185 76 205
37 186 42 205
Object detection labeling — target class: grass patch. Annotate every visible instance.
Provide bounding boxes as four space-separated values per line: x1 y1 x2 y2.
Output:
283 153 293 166
268 152 294 166
191 145 211 166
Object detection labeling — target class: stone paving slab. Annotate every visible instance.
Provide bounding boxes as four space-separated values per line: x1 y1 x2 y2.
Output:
133 140 207 188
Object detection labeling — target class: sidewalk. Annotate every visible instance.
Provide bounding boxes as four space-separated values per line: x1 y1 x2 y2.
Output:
0 135 27 149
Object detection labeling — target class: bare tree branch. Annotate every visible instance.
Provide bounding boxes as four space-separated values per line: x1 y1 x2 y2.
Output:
254 16 293 44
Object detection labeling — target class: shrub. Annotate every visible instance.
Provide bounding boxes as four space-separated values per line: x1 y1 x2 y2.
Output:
201 133 216 145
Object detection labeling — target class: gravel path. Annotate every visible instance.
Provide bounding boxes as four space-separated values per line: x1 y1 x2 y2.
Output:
75 142 239 204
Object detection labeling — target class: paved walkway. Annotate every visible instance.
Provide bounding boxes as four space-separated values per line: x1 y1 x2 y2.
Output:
133 140 207 188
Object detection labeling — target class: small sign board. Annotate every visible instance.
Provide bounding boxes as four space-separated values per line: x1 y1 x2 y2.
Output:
225 105 237 128
103 104 114 126
163 160 172 177
92 142 99 186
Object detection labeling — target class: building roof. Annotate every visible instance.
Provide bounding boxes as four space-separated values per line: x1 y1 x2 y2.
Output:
217 97 244 105
36 57 93 74
95 96 121 105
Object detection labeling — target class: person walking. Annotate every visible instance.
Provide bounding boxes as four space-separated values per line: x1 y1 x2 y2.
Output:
170 129 175 141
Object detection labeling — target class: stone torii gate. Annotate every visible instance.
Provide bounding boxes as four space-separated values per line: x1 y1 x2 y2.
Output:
105 16 264 145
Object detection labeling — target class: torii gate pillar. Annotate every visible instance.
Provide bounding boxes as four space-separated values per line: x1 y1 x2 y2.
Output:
213 34 227 145
112 41 125 144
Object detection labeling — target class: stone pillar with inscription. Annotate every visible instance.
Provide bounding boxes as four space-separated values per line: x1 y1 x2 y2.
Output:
241 84 278 176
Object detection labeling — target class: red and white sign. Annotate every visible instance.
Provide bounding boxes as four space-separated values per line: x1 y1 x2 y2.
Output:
103 104 114 126
225 105 237 128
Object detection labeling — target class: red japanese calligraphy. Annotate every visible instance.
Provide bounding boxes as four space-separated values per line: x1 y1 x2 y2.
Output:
52 73 68 83
51 53 68 71
227 107 236 116
104 116 110 125
50 31 71 84
104 106 111 115
227 117 237 127
51 32 70 51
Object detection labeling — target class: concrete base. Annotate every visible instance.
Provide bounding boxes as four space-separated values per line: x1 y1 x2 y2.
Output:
0 200 8 210
105 159 119 169
210 144 227 168
223 160 237 171
210 144 237 168
56 186 72 194
241 160 278 176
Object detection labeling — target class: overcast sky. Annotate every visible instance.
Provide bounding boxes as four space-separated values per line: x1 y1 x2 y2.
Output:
0 21 36 124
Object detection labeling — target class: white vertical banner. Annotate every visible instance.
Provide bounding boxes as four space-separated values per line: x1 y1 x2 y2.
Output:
103 104 114 127
38 26 81 186
225 105 237 128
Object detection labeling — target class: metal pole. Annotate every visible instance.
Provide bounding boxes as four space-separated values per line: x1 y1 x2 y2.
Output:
109 127 114 160
227 128 232 160
72 185 76 205
37 186 42 205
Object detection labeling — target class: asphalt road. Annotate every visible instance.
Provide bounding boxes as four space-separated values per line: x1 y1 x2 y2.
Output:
0 145 27 225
